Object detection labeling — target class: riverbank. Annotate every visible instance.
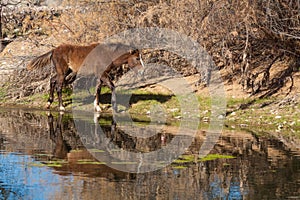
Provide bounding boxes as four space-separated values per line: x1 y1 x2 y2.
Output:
0 78 299 136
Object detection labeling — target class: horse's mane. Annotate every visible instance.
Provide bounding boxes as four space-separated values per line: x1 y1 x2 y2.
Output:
102 43 138 54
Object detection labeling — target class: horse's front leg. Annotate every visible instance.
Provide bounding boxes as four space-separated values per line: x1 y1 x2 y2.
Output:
56 76 65 111
94 79 103 112
47 76 56 109
106 79 117 113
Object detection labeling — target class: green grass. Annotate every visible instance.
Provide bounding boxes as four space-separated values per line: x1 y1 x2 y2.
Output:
172 165 188 169
6 82 299 135
76 159 106 165
88 149 105 153
0 88 6 99
199 154 236 162
172 155 195 164
111 161 138 165
0 84 9 103
172 154 236 166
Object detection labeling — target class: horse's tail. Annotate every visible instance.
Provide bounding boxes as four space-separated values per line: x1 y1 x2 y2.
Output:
27 51 53 70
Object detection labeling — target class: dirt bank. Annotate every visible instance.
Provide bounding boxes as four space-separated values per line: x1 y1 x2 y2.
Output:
0 1 299 135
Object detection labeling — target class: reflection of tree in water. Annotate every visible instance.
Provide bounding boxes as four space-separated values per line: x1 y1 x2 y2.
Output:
0 109 299 199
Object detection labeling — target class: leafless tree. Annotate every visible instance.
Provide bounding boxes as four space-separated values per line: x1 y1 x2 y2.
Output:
0 0 25 51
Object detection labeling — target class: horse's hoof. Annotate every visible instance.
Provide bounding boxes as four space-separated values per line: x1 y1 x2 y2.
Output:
95 105 101 112
46 102 51 109
93 113 100 123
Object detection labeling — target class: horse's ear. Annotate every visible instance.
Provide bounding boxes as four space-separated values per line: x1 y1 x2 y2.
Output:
130 49 138 55
129 49 138 55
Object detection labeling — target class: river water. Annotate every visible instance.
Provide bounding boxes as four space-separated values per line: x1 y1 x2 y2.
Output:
0 108 299 199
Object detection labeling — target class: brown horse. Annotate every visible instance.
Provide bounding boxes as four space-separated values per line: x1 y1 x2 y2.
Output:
27 43 144 111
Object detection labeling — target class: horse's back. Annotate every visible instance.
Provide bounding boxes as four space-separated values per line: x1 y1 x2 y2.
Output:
53 43 98 73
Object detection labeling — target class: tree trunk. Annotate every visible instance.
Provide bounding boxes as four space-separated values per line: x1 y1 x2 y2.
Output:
0 4 3 52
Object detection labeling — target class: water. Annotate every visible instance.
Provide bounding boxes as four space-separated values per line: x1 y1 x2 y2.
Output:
0 108 299 199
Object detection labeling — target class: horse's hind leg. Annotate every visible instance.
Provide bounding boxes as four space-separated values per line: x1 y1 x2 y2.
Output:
47 76 56 109
94 79 103 112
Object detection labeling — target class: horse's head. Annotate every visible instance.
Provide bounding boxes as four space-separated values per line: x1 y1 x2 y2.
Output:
127 49 145 75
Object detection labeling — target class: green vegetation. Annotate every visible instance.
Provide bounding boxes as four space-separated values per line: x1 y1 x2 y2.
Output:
199 154 236 162
172 154 235 164
172 166 187 169
1 81 298 135
76 159 106 165
41 160 68 167
111 161 137 165
172 155 195 164
0 88 6 99
0 85 9 103
226 97 300 135
88 149 105 153
172 154 236 167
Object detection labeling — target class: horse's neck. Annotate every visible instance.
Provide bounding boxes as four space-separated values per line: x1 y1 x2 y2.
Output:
85 43 99 53
102 57 127 77
103 63 117 75
112 53 129 67
90 43 99 49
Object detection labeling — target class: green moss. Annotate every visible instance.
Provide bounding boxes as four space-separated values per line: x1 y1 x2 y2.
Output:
199 154 236 162
28 162 46 167
44 163 63 167
41 160 67 167
70 149 83 153
77 159 106 165
111 161 137 165
0 87 7 100
172 154 235 165
88 149 105 153
172 165 187 169
172 155 195 164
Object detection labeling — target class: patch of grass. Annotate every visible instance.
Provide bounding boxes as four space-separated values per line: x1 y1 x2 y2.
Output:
0 87 7 100
70 149 83 153
199 154 236 162
62 87 73 96
130 99 162 115
227 97 250 108
25 92 48 106
172 165 187 169
77 159 106 165
129 89 181 118
41 160 68 167
172 154 235 165
88 149 105 153
111 161 137 165
28 162 46 167
44 163 63 167
33 153 52 157
198 96 211 109
172 155 195 164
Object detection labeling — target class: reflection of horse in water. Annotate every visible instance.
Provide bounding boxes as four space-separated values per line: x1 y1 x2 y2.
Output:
46 113 133 178
46 112 170 176
48 113 71 159
47 112 170 160
27 43 144 112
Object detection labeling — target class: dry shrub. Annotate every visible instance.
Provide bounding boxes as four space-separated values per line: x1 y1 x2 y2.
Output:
3 0 299 98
